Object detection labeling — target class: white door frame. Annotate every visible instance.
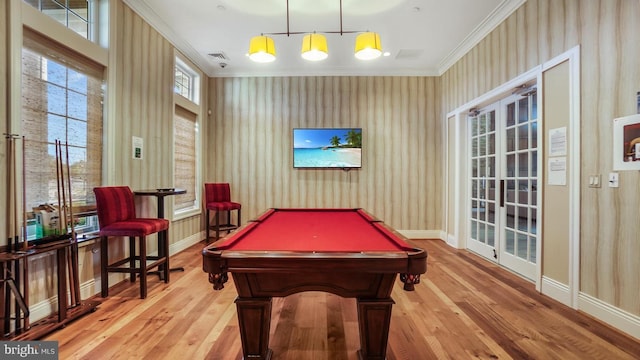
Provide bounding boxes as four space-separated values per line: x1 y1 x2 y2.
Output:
444 45 580 297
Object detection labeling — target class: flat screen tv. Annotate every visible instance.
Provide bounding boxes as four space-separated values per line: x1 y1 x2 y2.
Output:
293 128 362 169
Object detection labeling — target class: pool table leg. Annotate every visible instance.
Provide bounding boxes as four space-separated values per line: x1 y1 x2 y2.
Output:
356 298 395 360
235 297 273 360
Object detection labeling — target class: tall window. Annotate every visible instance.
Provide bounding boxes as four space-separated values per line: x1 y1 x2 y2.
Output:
173 56 201 216
22 28 104 237
23 0 91 39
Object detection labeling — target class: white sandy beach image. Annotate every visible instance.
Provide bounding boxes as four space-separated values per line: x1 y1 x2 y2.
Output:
293 128 362 168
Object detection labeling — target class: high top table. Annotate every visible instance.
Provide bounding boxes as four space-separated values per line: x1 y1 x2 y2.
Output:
134 188 187 274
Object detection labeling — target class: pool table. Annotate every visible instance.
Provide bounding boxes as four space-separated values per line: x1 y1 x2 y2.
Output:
202 208 427 360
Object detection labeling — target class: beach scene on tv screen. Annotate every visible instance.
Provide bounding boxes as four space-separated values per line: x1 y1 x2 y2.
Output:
293 128 362 168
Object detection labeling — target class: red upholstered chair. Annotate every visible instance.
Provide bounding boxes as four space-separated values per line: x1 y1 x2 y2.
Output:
204 183 241 242
93 186 170 299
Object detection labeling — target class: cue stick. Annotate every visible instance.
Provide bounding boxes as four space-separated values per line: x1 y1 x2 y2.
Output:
7 134 22 332
5 133 15 252
55 140 64 236
65 141 80 306
57 140 73 308
55 140 71 309
21 136 30 329
3 133 14 334
22 136 27 251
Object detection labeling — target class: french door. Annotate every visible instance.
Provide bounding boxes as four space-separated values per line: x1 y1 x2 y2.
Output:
468 92 538 280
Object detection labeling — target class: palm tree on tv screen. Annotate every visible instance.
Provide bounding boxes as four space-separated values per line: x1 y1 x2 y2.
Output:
330 135 341 147
345 129 362 148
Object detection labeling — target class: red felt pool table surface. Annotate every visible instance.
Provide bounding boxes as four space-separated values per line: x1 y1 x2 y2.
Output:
213 208 413 252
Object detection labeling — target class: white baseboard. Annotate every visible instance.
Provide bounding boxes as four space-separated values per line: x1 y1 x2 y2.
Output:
540 276 571 307
578 292 640 340
29 279 99 323
446 233 459 248
170 231 204 255
541 277 640 339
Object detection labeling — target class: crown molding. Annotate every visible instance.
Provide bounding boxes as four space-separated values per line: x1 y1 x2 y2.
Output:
437 0 526 76
210 66 440 78
122 0 218 76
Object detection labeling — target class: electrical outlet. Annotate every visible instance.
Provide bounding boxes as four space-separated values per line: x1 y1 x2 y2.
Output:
608 172 619 188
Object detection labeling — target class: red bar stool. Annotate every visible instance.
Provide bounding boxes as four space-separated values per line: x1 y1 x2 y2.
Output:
204 183 241 242
94 186 170 299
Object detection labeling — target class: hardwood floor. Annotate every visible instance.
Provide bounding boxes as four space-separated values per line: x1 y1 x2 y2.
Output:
44 239 640 359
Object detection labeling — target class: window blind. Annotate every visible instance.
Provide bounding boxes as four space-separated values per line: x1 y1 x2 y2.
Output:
174 106 197 212
21 27 104 218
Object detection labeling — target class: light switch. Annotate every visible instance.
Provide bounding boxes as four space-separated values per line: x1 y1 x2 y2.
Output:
608 172 619 188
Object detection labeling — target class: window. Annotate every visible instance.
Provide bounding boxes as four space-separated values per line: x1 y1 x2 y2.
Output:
174 58 200 104
24 0 91 40
173 56 201 216
174 66 191 99
22 28 104 239
174 107 198 214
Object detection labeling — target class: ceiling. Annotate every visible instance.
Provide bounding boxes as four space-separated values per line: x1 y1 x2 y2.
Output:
125 0 524 78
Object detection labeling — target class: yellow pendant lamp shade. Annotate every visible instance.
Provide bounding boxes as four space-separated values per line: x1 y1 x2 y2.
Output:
301 33 328 61
248 35 276 63
354 32 382 60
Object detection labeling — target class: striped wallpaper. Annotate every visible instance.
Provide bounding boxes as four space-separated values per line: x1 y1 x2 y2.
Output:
441 0 640 316
207 76 443 231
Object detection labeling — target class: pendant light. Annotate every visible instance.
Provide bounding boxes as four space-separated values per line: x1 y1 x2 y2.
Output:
248 35 276 63
354 32 382 60
301 33 328 61
248 0 382 63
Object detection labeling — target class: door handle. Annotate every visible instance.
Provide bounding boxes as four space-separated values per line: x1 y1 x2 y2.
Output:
500 180 505 207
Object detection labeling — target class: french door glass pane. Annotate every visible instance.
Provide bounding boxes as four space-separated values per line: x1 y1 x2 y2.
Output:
531 180 538 206
507 128 515 152
471 221 478 238
487 224 495 246
507 154 515 177
518 98 529 123
530 233 537 260
517 233 528 259
518 153 528 177
479 135 486 156
506 103 515 126
518 124 528 150
471 117 478 136
488 156 496 177
517 207 528 231
505 230 515 255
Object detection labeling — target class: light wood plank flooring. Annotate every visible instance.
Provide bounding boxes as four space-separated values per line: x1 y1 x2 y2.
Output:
44 239 640 359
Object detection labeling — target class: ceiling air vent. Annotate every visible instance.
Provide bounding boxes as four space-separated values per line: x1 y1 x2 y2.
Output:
208 52 229 61
395 49 424 60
